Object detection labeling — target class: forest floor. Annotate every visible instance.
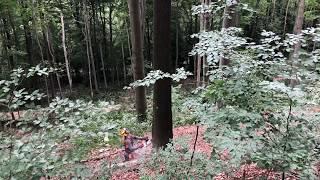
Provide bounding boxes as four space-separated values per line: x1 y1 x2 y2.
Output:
83 123 320 179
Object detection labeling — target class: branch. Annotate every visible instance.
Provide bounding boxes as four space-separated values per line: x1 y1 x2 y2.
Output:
189 125 199 168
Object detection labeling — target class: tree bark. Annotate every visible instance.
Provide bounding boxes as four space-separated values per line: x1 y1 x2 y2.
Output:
289 0 305 87
283 0 291 36
121 43 127 85
60 12 73 92
152 0 173 149
84 9 99 92
99 43 108 89
220 0 240 67
84 12 94 98
128 0 147 122
46 27 63 97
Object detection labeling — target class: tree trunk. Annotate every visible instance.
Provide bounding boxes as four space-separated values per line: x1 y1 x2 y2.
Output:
175 11 179 69
84 12 94 98
3 18 14 69
220 0 239 67
99 43 108 89
121 43 127 85
283 0 291 36
196 0 204 87
289 0 305 87
250 0 261 38
152 0 173 149
60 13 73 92
128 0 147 122
23 24 33 65
46 27 63 97
109 3 113 85
85 11 99 92
43 30 56 98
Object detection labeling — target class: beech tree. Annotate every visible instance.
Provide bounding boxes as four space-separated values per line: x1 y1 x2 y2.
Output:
152 0 173 149
128 0 147 121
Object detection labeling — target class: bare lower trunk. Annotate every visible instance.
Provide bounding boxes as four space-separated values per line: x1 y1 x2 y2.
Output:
152 0 173 149
128 0 147 121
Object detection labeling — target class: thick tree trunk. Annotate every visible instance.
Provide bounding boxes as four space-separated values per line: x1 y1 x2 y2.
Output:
60 13 73 92
152 0 173 149
128 0 147 122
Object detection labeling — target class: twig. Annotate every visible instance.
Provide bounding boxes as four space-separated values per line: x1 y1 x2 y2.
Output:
189 125 200 167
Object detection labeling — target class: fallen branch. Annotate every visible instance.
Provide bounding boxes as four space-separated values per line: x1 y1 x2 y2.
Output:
189 125 199 168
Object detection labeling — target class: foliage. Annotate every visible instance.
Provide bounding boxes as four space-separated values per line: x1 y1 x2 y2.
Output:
140 137 215 179
0 65 52 112
172 85 197 126
0 66 150 179
124 68 192 89
189 26 320 178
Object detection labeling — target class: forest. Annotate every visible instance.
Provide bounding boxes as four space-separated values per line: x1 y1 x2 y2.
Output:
0 0 320 179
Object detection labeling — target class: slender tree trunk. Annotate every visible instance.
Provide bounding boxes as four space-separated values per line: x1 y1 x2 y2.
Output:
289 0 305 87
203 0 211 84
121 43 127 85
128 0 147 122
84 12 94 98
43 30 56 98
3 18 14 69
197 57 202 86
283 0 291 36
125 19 132 57
46 27 63 97
99 43 108 89
84 10 99 92
220 0 239 67
146 18 152 62
109 3 114 85
116 64 120 86
60 13 73 92
175 12 179 69
34 22 50 105
23 24 33 65
152 0 173 149
196 0 204 87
